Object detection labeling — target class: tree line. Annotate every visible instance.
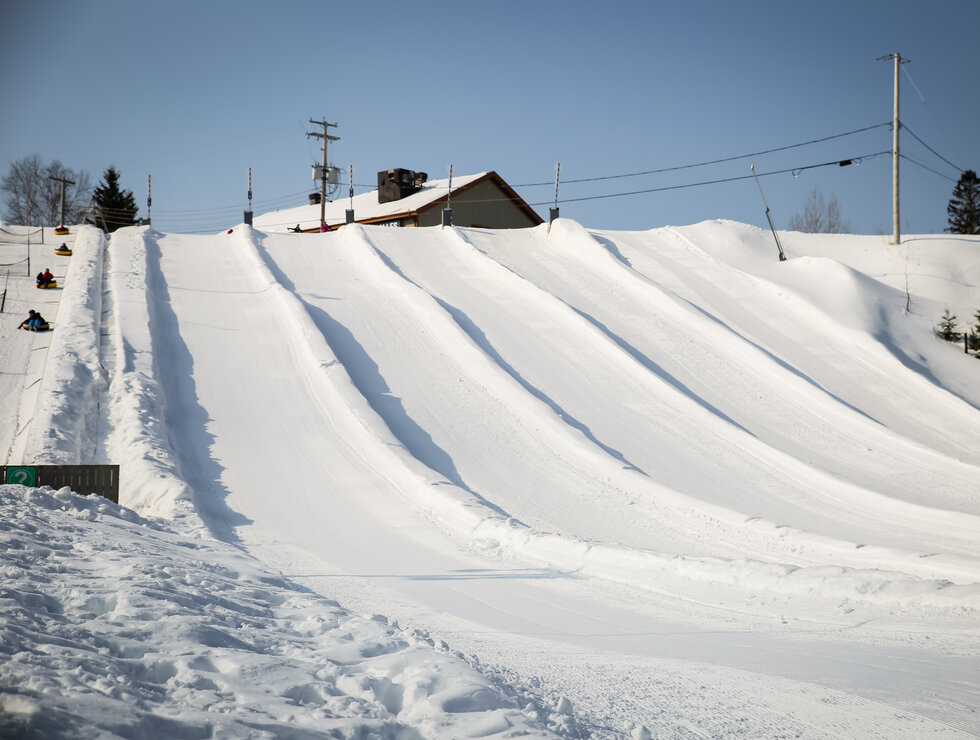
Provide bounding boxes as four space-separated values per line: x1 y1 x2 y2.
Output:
1 154 138 232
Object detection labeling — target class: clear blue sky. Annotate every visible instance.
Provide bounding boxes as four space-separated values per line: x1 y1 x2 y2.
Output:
2 0 977 235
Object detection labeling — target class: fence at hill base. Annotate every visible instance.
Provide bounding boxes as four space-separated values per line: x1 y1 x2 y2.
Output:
1 465 119 503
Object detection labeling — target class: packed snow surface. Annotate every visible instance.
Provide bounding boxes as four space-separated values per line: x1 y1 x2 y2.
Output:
1 219 979 738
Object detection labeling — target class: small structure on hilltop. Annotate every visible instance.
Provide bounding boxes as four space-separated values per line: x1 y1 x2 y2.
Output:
253 170 543 232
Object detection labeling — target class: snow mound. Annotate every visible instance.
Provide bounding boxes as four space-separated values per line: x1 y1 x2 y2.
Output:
0 485 560 738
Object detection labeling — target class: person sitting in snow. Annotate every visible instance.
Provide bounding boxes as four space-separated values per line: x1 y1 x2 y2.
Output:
290 224 302 233
22 309 46 330
36 268 54 287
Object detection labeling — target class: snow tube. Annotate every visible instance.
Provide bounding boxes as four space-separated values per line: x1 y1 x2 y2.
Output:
53 226 69 236
36 280 58 289
54 248 72 256
19 321 51 332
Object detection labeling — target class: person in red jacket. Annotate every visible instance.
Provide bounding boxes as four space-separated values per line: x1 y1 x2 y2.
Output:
36 268 55 287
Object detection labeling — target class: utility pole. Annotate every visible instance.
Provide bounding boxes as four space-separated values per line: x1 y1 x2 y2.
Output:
878 52 909 245
48 174 75 227
306 119 339 231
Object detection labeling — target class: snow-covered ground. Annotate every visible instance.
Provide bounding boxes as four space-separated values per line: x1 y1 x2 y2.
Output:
1 219 979 738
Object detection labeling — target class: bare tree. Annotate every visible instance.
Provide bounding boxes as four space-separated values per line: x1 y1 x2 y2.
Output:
788 187 851 233
825 194 850 234
1 154 91 226
1 153 43 225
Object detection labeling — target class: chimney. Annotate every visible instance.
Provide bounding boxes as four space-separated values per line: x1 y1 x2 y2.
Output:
377 169 428 203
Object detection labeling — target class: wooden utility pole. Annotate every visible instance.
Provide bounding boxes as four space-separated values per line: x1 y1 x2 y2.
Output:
48 174 75 227
878 52 909 244
306 119 339 230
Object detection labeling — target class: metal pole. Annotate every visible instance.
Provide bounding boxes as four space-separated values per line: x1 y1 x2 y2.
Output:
442 165 453 228
750 165 786 262
550 163 561 223
320 134 327 229
26 207 31 276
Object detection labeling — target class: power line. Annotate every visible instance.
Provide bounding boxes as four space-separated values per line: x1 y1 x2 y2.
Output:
528 152 891 207
900 123 964 175
899 153 958 182
153 151 889 231
516 122 891 187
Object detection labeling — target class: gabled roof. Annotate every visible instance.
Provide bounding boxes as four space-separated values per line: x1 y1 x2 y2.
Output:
252 171 542 231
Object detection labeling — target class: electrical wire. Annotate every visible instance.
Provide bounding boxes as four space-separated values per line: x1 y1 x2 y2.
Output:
527 152 891 207
98 120 903 233
901 123 964 175
899 153 958 182
140 150 888 232
515 122 891 186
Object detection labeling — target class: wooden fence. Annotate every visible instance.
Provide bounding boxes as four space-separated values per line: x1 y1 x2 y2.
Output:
1 465 119 503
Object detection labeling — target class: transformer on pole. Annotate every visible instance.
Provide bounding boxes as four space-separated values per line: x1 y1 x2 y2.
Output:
306 119 340 231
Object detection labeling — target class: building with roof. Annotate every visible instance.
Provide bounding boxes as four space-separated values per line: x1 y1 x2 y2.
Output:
252 170 543 232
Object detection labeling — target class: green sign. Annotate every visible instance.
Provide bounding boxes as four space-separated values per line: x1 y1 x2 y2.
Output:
7 466 37 487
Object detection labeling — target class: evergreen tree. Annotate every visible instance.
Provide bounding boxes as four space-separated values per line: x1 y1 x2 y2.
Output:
968 310 980 355
92 166 138 232
936 307 960 342
946 170 980 235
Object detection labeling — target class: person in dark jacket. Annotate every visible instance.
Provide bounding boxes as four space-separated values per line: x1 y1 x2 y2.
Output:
22 309 46 330
36 268 55 287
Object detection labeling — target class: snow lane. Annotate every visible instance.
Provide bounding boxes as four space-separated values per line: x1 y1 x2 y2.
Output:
261 225 705 552
330 225 980 577
616 222 980 476
111 225 980 598
1 231 78 464
503 221 980 518
145 229 489 569
263 224 882 579
85 222 980 736
458 223 980 535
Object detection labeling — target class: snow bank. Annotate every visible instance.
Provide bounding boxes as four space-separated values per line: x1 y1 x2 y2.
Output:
0 484 560 738
102 227 197 521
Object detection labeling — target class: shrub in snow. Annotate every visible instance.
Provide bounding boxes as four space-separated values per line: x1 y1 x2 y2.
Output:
936 307 960 342
968 310 980 356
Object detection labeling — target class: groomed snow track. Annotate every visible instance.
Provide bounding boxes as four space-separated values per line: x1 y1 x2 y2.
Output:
86 221 980 737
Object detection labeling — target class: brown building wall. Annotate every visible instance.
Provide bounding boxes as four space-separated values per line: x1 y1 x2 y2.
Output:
416 180 541 228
